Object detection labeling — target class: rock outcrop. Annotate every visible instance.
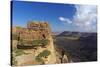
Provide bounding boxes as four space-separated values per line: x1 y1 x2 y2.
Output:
12 21 57 66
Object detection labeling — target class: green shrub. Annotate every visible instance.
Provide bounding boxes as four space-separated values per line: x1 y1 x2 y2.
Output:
41 39 49 46
17 39 49 47
35 57 43 62
32 40 41 46
35 50 51 64
37 50 51 58
14 49 29 56
35 57 45 64
21 40 33 45
32 39 49 46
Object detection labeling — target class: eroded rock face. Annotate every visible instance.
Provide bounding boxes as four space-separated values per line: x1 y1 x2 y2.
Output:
12 21 57 66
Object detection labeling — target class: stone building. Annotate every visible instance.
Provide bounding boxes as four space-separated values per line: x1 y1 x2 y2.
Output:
13 21 51 41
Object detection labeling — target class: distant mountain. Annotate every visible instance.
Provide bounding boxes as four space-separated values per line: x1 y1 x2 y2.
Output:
52 32 61 35
57 31 97 38
54 31 97 62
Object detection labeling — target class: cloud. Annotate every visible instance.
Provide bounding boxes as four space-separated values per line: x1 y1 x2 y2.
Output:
59 17 72 23
73 5 97 32
59 5 97 32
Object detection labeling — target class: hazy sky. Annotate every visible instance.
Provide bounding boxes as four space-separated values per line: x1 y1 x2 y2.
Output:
12 1 97 32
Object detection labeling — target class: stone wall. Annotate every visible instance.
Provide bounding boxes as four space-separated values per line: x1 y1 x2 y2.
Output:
13 21 51 41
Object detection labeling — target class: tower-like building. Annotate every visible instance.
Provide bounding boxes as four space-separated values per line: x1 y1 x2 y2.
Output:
14 21 51 41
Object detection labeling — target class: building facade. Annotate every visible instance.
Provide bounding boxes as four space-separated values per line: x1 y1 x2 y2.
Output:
13 21 51 41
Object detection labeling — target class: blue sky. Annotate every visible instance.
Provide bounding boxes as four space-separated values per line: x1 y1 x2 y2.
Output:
12 1 97 32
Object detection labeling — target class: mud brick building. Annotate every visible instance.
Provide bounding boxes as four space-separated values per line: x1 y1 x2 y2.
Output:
12 21 51 41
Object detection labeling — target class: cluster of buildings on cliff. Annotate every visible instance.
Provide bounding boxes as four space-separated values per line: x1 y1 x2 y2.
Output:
12 21 51 41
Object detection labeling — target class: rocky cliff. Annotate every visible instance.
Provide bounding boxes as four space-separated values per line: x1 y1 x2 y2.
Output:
12 21 57 66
